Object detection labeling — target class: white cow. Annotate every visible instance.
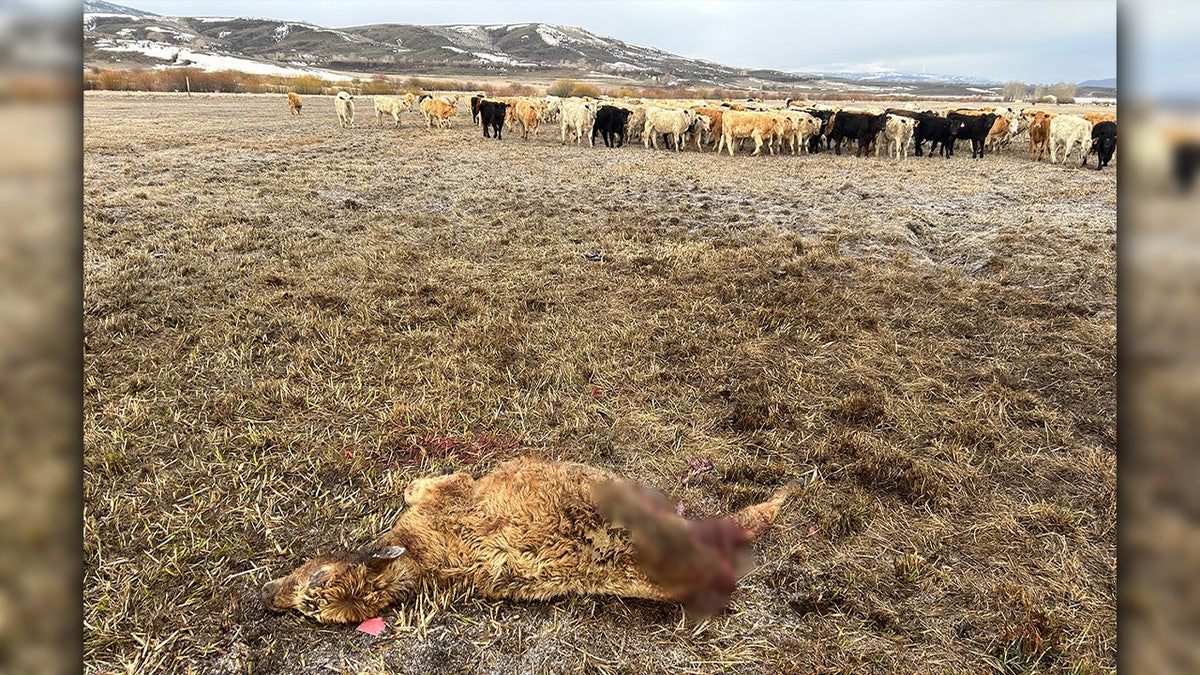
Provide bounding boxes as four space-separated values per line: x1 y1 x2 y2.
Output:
334 91 355 129
560 100 596 146
373 95 409 127
542 95 563 123
1048 114 1094 165
877 114 916 159
624 105 647 143
643 107 698 152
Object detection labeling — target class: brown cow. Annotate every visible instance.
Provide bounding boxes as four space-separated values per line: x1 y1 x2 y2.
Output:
261 458 792 623
1025 111 1056 160
287 91 302 115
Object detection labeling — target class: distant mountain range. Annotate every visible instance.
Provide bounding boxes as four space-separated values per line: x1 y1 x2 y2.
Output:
788 66 1001 86
1078 77 1117 88
83 1 1116 98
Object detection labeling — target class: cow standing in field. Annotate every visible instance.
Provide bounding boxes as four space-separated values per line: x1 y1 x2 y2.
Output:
828 111 887 156
878 114 916 159
694 108 725 151
800 108 835 152
592 105 634 147
542 95 563 123
421 96 458 129
511 100 547 140
1090 120 1117 170
719 110 778 156
561 100 597 146
947 112 998 158
643 107 698 152
478 99 508 140
287 91 302 115
373 96 408 128
260 458 793 623
470 95 484 125
912 113 955 157
334 91 354 129
623 105 647 144
1082 112 1117 126
1025 111 1055 160
1048 114 1093 164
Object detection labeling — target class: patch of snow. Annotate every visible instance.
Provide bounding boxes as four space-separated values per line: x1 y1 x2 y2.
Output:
192 17 239 22
535 24 564 46
473 51 510 62
115 28 135 37
84 12 145 20
447 25 484 37
966 87 998 94
441 45 466 53
607 61 645 71
1076 96 1118 105
93 38 349 80
273 24 289 42
217 30 231 39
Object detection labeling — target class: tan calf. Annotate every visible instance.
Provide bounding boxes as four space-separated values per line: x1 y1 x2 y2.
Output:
1081 112 1117 126
261 458 790 623
512 100 546 140
720 110 778 156
287 91 302 115
420 97 458 129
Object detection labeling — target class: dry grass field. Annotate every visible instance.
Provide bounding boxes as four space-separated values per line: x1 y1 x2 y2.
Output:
84 91 1116 674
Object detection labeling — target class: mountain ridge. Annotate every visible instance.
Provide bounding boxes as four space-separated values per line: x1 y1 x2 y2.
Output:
83 4 1116 97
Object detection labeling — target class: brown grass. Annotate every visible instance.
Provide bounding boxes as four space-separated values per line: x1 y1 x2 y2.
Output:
83 91 1115 674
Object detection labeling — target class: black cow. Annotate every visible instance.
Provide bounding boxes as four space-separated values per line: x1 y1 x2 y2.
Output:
828 111 887 156
470 95 484 125
592 105 634 148
478 100 508 140
913 113 956 157
1174 142 1200 192
947 112 998 158
1089 121 1117 170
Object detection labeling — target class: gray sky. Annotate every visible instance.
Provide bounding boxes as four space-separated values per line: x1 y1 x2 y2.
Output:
120 0 1116 84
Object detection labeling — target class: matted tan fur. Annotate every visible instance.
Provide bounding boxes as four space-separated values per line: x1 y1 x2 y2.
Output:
261 457 787 623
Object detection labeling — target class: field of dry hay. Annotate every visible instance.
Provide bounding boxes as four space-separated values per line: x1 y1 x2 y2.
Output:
84 91 1115 674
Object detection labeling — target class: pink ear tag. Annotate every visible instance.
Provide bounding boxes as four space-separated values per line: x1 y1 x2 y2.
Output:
356 616 386 636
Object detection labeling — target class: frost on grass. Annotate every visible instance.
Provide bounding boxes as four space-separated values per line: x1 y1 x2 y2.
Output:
83 92 1115 674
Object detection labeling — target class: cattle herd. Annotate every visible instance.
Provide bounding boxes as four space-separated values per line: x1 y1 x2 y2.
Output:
291 90 1117 170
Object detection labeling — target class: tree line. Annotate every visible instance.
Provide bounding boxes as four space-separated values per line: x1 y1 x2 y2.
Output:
1001 81 1080 103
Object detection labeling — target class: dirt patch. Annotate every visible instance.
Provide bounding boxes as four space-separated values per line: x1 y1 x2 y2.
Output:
84 91 1115 674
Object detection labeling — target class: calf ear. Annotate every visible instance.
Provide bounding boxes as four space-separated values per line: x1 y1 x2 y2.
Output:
363 546 406 572
372 546 406 560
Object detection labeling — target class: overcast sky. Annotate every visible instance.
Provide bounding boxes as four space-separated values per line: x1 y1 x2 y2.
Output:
123 1 1116 84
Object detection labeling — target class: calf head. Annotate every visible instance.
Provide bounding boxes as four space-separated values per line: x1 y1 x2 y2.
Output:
261 545 417 623
1092 132 1117 166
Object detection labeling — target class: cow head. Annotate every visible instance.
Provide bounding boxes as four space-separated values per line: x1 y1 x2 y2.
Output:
260 545 417 623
